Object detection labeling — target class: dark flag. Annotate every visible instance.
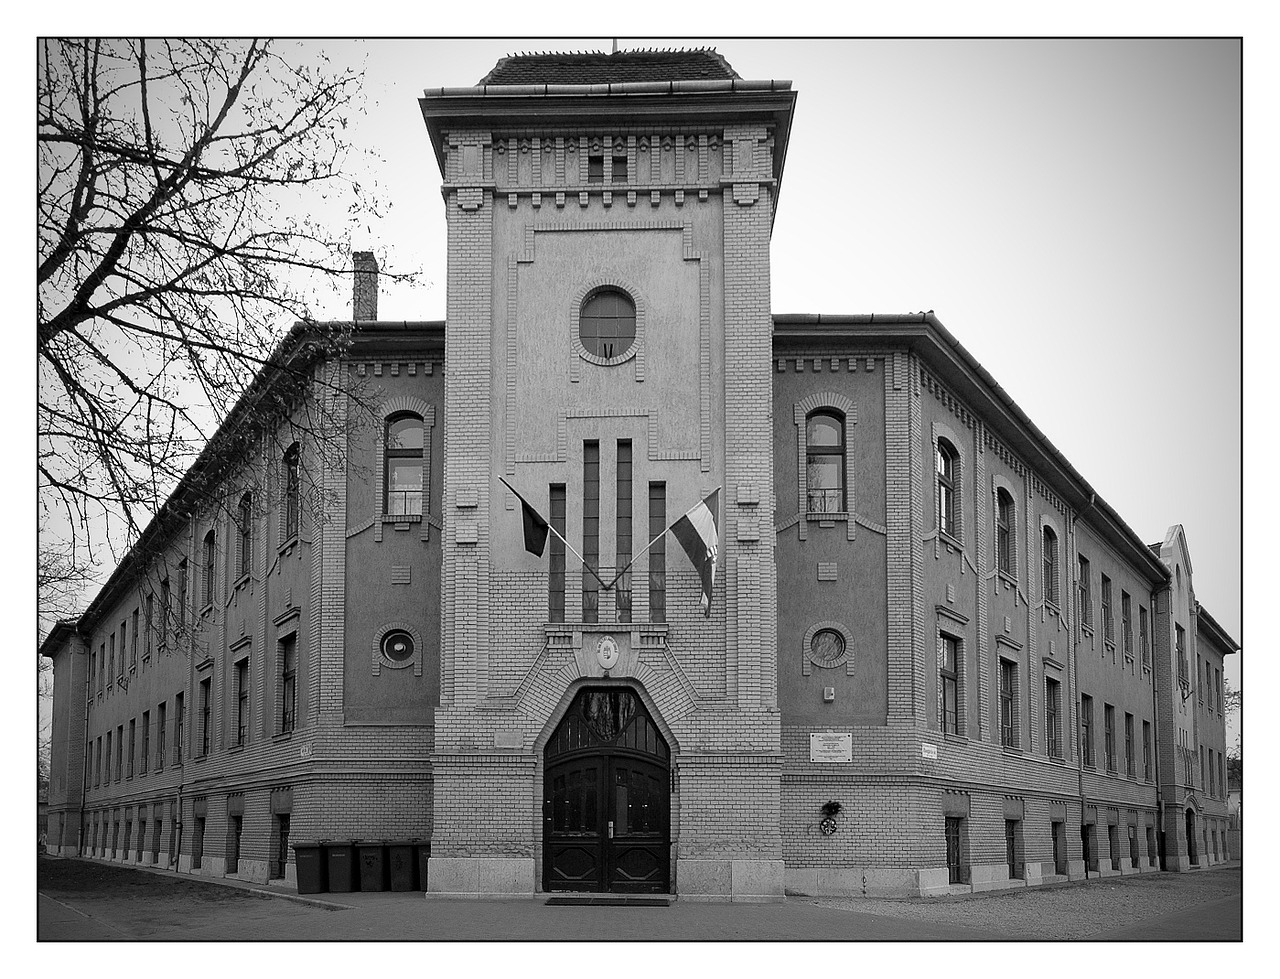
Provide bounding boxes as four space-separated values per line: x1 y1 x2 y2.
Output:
670 489 720 616
500 478 551 557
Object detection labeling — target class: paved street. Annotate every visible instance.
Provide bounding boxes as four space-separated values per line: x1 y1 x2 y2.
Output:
36 856 1241 943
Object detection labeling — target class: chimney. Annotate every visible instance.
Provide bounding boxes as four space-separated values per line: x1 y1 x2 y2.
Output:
353 251 378 321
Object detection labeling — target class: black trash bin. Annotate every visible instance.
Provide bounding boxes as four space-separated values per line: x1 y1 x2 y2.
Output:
415 841 431 892
388 841 418 892
326 840 356 892
357 840 388 892
293 840 327 895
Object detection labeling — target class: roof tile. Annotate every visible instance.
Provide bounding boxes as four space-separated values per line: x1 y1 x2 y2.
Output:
479 48 739 86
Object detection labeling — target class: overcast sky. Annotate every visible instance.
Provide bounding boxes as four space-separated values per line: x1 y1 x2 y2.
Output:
303 38 1241 699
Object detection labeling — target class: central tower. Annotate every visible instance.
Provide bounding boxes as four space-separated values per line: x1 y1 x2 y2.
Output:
420 48 796 900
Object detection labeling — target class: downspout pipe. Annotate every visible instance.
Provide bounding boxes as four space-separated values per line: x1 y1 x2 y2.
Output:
1072 492 1097 877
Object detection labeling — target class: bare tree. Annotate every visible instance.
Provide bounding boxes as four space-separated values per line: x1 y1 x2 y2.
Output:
38 38 392 562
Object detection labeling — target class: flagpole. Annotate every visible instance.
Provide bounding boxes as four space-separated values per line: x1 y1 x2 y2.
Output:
604 490 720 590
499 476 613 591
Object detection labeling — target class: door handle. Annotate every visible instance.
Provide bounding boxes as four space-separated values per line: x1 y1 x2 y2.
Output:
608 821 614 839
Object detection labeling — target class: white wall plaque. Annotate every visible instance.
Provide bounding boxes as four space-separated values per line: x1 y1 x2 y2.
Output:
921 743 938 760
809 732 853 763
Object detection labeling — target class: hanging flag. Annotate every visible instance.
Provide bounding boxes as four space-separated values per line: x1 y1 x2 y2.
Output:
670 489 720 616
499 477 551 557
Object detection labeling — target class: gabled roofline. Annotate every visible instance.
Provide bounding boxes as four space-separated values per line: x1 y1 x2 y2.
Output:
772 312 1170 584
40 617 79 659
1196 602 1240 654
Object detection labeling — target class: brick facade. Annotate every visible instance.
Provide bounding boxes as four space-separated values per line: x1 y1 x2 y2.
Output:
41 49 1237 900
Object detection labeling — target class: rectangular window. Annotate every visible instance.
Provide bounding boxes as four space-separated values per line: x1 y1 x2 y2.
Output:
160 579 171 642
1121 591 1132 660
1082 823 1098 872
1142 720 1152 781
1139 605 1150 668
1109 824 1121 871
141 711 150 775
1078 555 1092 628
1206 660 1213 708
145 594 153 659
1005 819 1022 879
236 658 249 747
1129 824 1139 867
582 442 600 624
587 155 604 183
1052 821 1067 875
115 724 123 780
100 642 106 691
131 609 138 667
1199 744 1205 790
1176 624 1188 683
1218 754 1224 799
1124 712 1135 776
199 678 211 757
1198 656 1204 704
157 702 166 772
611 155 628 183
174 691 184 765
95 737 102 787
1045 677 1061 758
281 636 297 734
1101 575 1113 642
940 634 959 735
1216 668 1222 712
90 647 97 687
108 634 116 683
945 816 966 884
1104 704 1116 772
1081 694 1094 768
193 816 205 870
548 484 566 623
177 559 188 630
648 482 666 624
120 621 128 672
616 440 632 624
999 659 1016 748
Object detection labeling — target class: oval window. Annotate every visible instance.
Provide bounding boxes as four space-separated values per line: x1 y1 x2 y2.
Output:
381 630 414 663
579 289 636 359
810 629 846 665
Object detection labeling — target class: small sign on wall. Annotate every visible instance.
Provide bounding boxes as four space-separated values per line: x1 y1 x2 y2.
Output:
809 732 853 763
921 743 938 760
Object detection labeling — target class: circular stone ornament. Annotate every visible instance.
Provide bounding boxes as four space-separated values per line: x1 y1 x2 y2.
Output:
820 817 838 836
596 635 620 670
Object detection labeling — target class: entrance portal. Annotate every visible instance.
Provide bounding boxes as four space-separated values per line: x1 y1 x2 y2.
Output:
543 687 670 893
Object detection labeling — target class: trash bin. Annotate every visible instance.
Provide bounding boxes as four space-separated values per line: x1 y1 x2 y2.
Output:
326 840 356 892
415 841 431 892
356 840 388 892
388 841 418 892
293 840 327 895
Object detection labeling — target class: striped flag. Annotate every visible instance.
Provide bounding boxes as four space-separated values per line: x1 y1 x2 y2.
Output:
670 489 720 616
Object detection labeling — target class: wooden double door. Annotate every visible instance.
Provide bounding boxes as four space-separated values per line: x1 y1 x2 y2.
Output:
543 687 670 893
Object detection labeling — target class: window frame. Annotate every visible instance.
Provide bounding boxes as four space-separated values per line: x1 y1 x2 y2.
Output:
383 413 425 518
237 492 253 580
578 288 637 362
805 410 847 514
235 656 249 748
995 487 1015 577
1044 676 1062 759
280 635 297 735
1042 526 1059 607
939 633 960 736
1124 712 1135 777
1104 703 1117 773
935 438 959 540
283 442 301 543
1078 555 1092 630
1101 574 1113 643
999 658 1017 748
201 529 216 610
1081 694 1095 768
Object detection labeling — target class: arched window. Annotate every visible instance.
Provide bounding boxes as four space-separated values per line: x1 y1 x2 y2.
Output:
579 289 636 359
202 529 216 608
1042 525 1059 606
995 488 1015 575
805 411 845 513
237 493 252 579
936 438 959 538
384 413 424 516
283 443 300 541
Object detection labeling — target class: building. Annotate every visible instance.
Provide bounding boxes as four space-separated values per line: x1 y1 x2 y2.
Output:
40 48 1238 901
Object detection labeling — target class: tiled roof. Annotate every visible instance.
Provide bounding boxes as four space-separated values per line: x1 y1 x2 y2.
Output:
479 48 739 85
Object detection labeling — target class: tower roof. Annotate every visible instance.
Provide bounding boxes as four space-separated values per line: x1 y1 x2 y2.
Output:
478 48 739 86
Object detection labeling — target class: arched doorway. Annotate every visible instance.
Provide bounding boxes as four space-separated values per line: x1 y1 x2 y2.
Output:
543 686 670 893
1185 808 1198 866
